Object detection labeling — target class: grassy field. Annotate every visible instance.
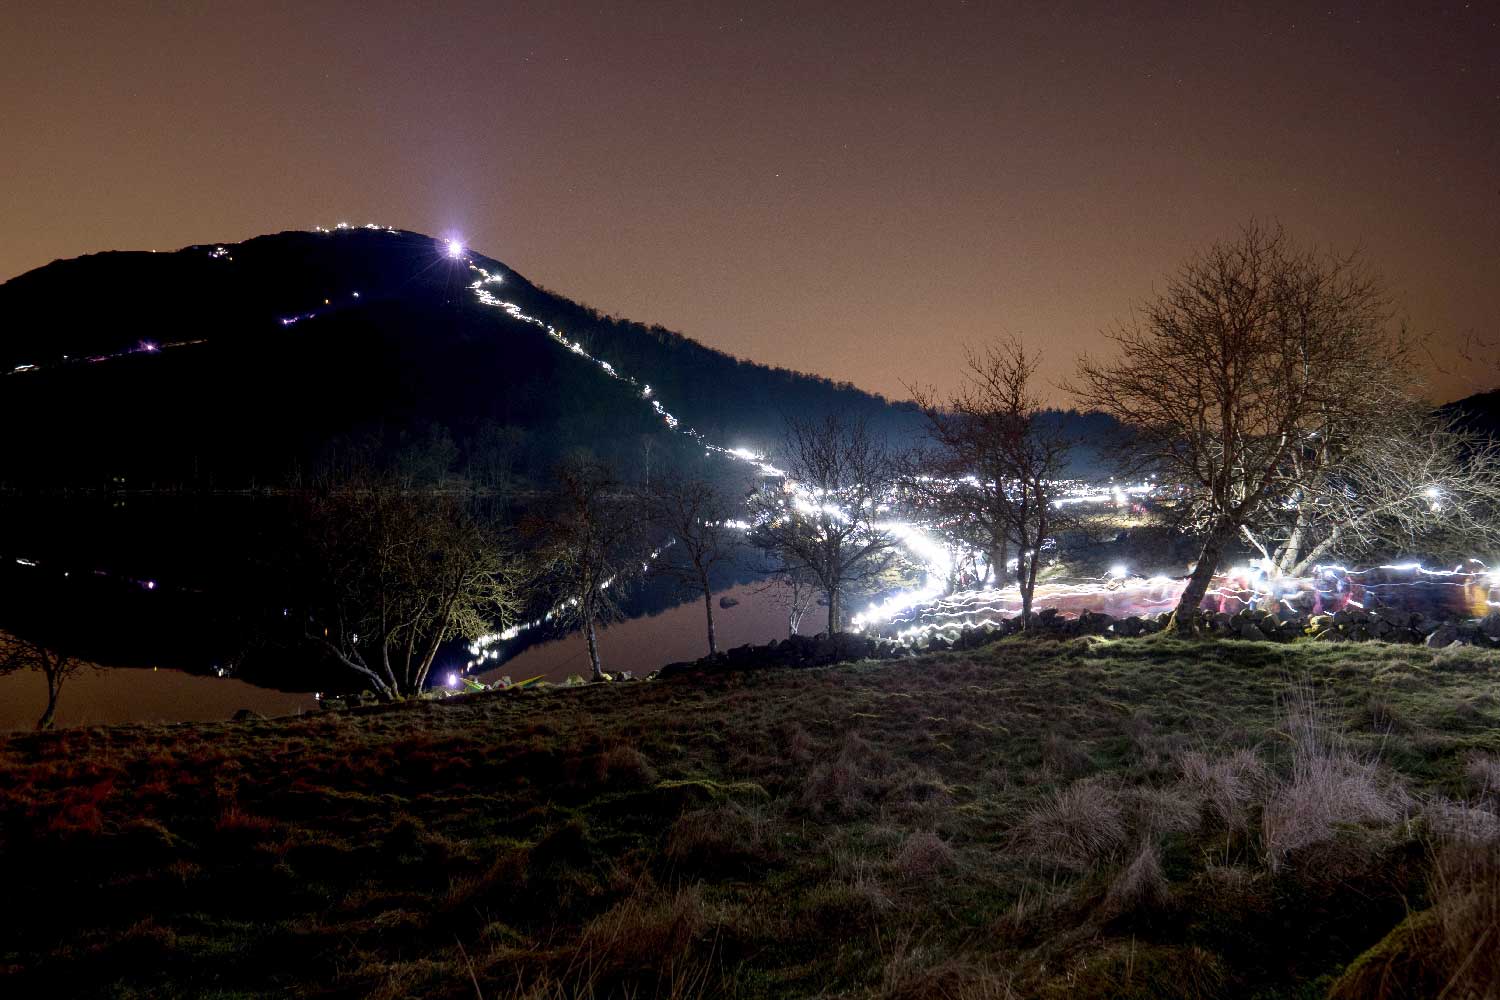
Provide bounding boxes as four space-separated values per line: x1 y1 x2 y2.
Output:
2 636 1498 999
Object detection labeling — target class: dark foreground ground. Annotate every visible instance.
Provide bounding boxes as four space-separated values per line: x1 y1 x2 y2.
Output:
2 637 1498 999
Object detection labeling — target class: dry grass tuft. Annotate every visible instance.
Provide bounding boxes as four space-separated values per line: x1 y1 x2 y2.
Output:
1124 784 1199 837
876 930 1016 1000
665 802 772 876
1041 731 1092 777
572 884 719 992
1015 779 1126 872
1429 837 1500 1000
593 744 658 789
800 732 893 819
893 829 956 879
1177 747 1267 832
1103 840 1169 918
1464 752 1500 800
1262 697 1407 868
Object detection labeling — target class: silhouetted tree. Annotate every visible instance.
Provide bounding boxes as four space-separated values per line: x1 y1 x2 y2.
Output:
912 339 1072 627
757 563 819 637
638 471 741 655
0 633 85 730
524 457 641 680
1073 222 1403 632
1246 408 1500 575
294 479 526 698
747 414 899 632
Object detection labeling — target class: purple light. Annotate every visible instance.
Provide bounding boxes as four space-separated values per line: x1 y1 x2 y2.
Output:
140 341 159 353
445 239 464 259
446 672 460 688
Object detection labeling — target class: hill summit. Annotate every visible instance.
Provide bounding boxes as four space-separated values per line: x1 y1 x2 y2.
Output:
0 226 919 490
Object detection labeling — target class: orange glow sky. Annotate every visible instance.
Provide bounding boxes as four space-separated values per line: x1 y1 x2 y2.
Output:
2 2 1495 404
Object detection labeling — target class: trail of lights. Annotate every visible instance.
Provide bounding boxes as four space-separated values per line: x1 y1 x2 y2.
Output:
13 224 1497 679
462 256 1178 660
883 560 1500 641
4 222 404 378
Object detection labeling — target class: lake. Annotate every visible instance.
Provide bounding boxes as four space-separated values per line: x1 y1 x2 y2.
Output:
0 580 818 730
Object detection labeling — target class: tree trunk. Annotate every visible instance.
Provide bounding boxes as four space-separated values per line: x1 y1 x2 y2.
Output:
585 618 603 681
988 541 1008 588
702 588 718 655
1169 525 1232 634
827 587 841 635
36 672 61 730
1020 553 1040 630
1019 563 1033 629
1290 533 1342 578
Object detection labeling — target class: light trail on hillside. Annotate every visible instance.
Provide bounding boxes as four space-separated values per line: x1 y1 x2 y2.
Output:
10 225 1494 681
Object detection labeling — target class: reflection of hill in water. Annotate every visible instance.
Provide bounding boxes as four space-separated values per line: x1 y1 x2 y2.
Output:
0 495 773 693
483 579 827 686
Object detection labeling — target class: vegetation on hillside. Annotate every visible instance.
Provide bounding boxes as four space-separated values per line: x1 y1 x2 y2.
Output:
3 637 1497 998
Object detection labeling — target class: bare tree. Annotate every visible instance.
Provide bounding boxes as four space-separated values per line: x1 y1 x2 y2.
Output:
1073 222 1403 632
638 471 741 655
1245 409 1500 574
295 480 526 698
0 633 86 730
747 414 899 633
524 457 641 680
906 368 1012 588
913 339 1072 627
756 562 820 638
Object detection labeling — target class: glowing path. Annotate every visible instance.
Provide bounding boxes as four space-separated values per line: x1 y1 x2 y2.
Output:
880 561 1499 641
13 225 1493 675
458 255 1180 667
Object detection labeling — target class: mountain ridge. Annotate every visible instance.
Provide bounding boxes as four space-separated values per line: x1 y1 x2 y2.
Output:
0 227 924 490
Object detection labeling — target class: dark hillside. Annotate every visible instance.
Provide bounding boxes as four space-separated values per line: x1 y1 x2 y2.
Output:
1440 387 1500 441
0 228 923 489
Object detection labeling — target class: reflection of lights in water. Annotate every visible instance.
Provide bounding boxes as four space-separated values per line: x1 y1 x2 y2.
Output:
15 224 1493 679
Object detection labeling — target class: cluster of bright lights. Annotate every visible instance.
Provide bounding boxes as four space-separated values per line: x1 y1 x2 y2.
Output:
313 221 399 234
15 222 1490 684
1051 479 1157 507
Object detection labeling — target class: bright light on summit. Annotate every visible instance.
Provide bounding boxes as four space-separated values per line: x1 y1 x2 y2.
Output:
445 239 464 259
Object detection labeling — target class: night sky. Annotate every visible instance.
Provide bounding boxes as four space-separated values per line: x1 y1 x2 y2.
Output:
2 2 1495 404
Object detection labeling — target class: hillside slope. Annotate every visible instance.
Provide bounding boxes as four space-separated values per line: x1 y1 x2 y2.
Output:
0 227 921 489
3 637 1496 998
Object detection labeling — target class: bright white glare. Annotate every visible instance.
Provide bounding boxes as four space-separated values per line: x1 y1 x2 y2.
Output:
446 239 464 259
1109 564 1128 579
